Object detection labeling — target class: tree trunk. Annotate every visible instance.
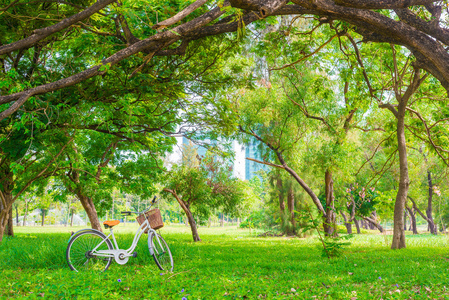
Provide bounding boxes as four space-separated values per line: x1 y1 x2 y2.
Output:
186 208 201 242
409 195 439 235
221 213 224 227
23 201 28 226
41 209 46 226
0 163 14 243
354 218 361 234
404 210 408 231
64 169 102 231
341 211 352 234
391 100 409 249
0 208 9 242
405 205 418 234
277 177 285 213
323 170 337 237
6 207 13 236
163 188 201 242
77 194 102 232
363 220 369 230
426 171 437 235
287 186 296 236
362 215 384 233
70 210 74 227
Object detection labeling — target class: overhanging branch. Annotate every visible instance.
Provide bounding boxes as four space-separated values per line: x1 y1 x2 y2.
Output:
334 0 438 9
245 157 285 169
153 0 208 30
0 0 117 55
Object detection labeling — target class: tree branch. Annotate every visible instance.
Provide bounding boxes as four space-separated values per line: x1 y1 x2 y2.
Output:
0 2 229 120
96 140 120 181
239 125 326 216
352 126 385 132
395 8 449 46
245 157 285 169
408 196 430 222
153 0 208 30
355 131 395 176
270 34 338 71
360 215 384 232
0 92 32 120
0 0 20 12
230 0 288 17
282 79 334 132
0 0 117 55
10 136 75 207
334 0 438 9
405 106 449 165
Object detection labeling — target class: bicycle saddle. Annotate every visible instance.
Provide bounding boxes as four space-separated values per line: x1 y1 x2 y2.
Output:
103 220 120 229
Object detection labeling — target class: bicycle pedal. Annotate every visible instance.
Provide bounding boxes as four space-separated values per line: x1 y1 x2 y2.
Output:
132 252 138 258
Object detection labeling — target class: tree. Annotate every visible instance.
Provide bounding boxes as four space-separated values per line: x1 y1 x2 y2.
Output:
66 196 83 227
35 181 55 226
407 146 444 235
344 184 384 233
236 34 366 236
266 169 312 236
163 151 249 242
343 39 449 248
0 129 72 242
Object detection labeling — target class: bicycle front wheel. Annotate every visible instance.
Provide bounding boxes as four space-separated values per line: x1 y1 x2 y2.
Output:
148 233 173 272
66 230 113 272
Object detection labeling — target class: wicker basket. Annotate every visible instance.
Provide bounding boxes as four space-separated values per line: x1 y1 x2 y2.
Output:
136 208 164 233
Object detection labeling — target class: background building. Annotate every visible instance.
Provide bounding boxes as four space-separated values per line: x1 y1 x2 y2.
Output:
244 138 268 180
170 136 267 181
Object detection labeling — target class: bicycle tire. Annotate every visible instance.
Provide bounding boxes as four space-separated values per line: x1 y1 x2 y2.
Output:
66 230 113 272
148 233 173 272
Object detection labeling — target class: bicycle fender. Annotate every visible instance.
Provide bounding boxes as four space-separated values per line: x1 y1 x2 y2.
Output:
67 228 107 244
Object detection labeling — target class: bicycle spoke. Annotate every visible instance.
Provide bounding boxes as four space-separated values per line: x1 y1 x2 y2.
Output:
150 234 173 272
67 231 112 272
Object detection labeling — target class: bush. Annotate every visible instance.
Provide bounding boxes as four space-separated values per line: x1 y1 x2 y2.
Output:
239 210 267 229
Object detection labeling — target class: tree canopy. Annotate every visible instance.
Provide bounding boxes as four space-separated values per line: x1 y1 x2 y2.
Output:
2 0 449 250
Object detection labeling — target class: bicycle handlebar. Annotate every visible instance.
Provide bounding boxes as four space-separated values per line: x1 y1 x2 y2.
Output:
121 196 158 216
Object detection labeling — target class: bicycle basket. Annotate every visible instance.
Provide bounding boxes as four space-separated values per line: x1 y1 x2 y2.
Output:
136 208 164 233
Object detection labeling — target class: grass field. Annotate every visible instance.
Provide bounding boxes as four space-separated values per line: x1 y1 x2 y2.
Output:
1 225 449 299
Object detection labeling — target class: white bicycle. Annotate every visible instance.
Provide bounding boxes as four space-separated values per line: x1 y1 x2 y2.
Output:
66 197 173 272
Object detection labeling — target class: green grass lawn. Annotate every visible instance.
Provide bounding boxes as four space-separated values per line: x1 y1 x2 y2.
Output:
1 225 449 299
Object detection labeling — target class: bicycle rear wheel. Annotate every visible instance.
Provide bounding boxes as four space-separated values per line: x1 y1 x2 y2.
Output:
148 233 173 272
66 230 113 272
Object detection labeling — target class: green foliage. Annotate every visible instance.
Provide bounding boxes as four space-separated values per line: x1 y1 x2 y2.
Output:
321 234 353 259
296 206 352 259
346 184 378 217
239 210 266 229
164 151 252 224
335 225 369 234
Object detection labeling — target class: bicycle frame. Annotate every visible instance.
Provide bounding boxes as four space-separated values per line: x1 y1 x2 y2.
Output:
70 217 165 262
